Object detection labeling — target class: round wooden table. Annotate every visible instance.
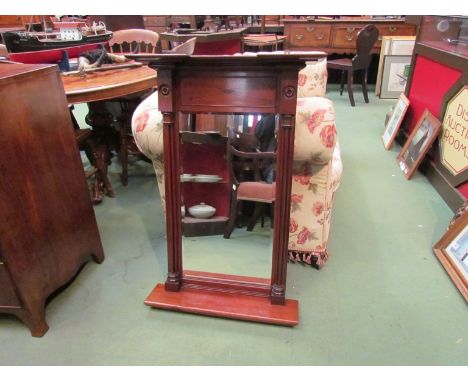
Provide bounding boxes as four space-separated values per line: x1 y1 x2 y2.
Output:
61 64 157 203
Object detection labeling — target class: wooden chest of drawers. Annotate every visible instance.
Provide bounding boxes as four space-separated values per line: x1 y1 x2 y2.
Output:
284 19 416 54
0 63 104 337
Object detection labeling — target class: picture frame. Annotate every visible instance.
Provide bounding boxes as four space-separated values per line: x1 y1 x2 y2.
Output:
380 55 412 99
433 207 468 302
396 109 442 180
376 36 415 97
382 92 410 150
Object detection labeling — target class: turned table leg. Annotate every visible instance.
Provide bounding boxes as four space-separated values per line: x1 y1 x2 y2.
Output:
84 102 117 203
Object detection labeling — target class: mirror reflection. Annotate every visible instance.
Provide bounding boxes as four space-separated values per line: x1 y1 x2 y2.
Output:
179 112 277 278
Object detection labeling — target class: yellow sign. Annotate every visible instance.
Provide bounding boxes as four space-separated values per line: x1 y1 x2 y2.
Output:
441 86 468 176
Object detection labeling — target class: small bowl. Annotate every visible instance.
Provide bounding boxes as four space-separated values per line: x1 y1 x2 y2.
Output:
188 203 216 219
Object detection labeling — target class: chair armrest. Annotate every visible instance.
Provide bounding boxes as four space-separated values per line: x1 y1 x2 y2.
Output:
294 97 337 164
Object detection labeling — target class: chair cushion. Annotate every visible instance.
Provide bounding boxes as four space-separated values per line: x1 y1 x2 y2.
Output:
297 58 327 98
294 97 337 164
237 181 275 202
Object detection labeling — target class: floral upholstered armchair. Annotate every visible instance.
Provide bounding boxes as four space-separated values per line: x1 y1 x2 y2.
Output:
131 57 342 270
288 58 342 268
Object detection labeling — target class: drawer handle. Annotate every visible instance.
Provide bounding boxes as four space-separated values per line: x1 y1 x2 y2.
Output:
389 27 397 33
306 26 315 32
295 34 304 40
316 32 324 40
346 27 356 33
346 34 354 41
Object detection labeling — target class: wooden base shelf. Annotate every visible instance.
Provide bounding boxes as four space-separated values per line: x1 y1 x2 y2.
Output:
144 271 299 326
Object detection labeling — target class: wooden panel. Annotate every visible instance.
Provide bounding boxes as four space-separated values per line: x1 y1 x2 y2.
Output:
143 16 167 26
0 15 22 26
289 25 331 48
179 75 277 112
145 282 299 326
0 262 21 307
376 24 415 39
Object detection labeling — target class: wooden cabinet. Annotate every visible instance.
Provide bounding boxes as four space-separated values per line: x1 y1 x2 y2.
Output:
0 63 104 337
284 19 416 54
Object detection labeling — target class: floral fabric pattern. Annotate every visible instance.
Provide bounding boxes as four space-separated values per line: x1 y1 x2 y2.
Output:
297 58 327 98
131 91 166 212
289 90 342 269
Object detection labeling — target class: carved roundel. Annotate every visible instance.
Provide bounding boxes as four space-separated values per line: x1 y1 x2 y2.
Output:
283 86 296 99
160 84 171 96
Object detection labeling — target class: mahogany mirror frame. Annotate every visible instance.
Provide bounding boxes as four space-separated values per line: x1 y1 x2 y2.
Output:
128 53 327 326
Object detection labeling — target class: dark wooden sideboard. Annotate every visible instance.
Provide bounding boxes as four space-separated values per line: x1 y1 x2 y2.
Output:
0 63 104 336
283 19 416 54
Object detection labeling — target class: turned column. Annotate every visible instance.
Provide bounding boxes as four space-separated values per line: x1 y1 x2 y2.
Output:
270 113 295 304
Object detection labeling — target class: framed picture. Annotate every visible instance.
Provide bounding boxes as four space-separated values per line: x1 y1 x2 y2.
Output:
397 109 442 180
382 93 410 150
380 55 412 99
376 37 415 97
433 207 468 302
389 39 415 55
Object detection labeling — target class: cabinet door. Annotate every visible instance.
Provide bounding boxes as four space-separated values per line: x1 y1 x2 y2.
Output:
0 261 21 307
289 25 331 48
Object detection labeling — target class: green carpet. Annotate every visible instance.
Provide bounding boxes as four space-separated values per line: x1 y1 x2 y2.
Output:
0 86 466 366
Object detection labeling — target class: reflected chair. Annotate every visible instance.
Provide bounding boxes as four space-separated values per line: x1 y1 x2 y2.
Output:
223 144 276 239
106 29 160 185
327 24 379 106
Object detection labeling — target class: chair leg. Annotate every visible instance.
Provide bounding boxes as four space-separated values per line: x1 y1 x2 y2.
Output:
224 194 239 239
339 70 345 96
247 203 264 232
120 117 129 186
347 69 355 107
361 69 369 103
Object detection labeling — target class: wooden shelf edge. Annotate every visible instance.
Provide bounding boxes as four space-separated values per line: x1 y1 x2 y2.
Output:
144 283 299 327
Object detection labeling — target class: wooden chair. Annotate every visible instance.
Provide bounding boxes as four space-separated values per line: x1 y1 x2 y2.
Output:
70 109 112 204
108 29 160 54
327 24 379 106
224 141 276 239
241 34 286 53
106 29 159 185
